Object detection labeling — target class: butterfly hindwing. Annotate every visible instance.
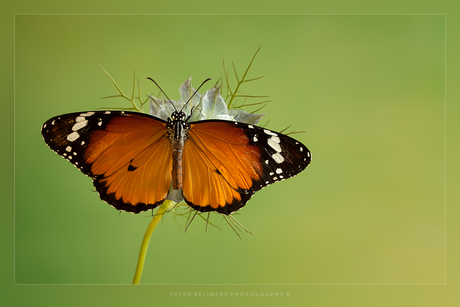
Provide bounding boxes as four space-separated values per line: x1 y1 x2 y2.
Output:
41 111 172 213
42 111 311 215
182 120 311 214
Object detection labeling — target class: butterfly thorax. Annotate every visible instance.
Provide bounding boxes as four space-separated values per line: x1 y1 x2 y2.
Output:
167 111 190 190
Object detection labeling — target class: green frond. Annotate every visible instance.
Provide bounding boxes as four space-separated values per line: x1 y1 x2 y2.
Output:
99 65 143 112
100 95 125 99
233 94 269 98
224 47 264 109
251 104 267 114
284 130 306 136
241 75 264 82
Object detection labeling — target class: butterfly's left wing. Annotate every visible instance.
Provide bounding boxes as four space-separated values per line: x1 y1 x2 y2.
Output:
41 111 172 213
182 120 311 214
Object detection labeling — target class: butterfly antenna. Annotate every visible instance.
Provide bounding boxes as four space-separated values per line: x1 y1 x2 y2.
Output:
179 78 212 112
147 77 177 111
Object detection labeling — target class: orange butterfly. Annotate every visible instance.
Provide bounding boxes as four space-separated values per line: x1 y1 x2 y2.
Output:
41 80 311 215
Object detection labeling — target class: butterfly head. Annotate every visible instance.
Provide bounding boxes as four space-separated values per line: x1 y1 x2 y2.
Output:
148 77 211 123
170 110 187 122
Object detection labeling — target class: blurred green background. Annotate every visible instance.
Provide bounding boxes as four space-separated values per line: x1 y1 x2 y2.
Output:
14 15 445 285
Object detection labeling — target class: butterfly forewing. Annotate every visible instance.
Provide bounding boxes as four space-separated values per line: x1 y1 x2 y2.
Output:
41 111 172 213
182 120 311 214
42 110 311 215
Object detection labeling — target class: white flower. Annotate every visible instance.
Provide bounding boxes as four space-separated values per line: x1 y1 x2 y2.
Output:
148 77 265 124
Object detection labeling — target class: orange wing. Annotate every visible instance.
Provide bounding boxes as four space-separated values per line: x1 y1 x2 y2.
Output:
182 120 311 214
42 111 172 213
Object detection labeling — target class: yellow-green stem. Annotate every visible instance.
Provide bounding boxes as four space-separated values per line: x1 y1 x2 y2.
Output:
132 202 169 284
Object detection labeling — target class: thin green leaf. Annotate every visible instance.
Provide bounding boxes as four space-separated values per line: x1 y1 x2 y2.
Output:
99 65 142 112
232 62 240 83
241 75 264 82
99 65 126 97
100 95 125 99
233 94 269 98
251 104 267 114
232 100 270 108
225 47 262 108
284 130 306 136
131 71 136 101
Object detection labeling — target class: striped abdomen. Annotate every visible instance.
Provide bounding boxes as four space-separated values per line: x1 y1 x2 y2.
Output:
168 114 188 190
171 141 184 190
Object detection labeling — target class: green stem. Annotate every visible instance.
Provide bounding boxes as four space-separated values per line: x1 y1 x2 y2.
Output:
132 201 170 284
226 47 260 108
99 65 142 112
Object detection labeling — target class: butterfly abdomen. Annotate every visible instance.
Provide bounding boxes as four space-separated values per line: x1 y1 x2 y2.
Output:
171 143 184 190
168 112 189 190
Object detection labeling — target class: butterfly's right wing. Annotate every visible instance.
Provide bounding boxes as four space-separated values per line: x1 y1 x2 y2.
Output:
182 120 311 215
41 111 172 213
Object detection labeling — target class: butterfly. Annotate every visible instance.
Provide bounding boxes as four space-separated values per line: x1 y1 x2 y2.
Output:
41 79 311 215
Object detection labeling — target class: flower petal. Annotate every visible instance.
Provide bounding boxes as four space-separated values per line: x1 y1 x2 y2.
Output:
148 78 265 126
178 77 202 117
201 86 230 120
149 96 176 121
228 108 265 124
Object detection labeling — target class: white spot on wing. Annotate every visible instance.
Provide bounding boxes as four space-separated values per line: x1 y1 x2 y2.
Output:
72 120 88 131
80 112 95 117
67 131 79 142
248 125 254 129
272 152 284 164
268 138 282 153
264 129 277 136
276 168 282 174
271 136 280 144
253 136 258 142
65 146 72 152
